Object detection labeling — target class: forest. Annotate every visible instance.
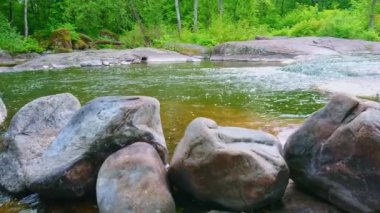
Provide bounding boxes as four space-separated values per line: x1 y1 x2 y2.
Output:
0 0 379 54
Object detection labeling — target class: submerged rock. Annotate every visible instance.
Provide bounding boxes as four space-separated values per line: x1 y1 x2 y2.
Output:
285 94 380 212
4 93 81 166
169 117 289 212
0 98 6 126
26 96 168 198
1 93 80 194
97 142 175 213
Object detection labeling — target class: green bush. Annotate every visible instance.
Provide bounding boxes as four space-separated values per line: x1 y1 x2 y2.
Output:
0 14 44 53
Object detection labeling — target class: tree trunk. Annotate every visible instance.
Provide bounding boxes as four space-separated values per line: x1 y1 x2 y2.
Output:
24 0 28 37
193 0 198 32
175 0 182 36
218 0 223 16
129 1 151 45
205 0 211 28
8 0 13 23
369 0 378 29
281 0 286 16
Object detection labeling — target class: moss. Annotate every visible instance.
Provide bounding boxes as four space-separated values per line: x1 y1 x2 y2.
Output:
73 34 93 50
99 29 119 41
50 28 73 52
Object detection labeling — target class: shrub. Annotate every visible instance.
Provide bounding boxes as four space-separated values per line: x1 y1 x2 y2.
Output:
0 14 44 53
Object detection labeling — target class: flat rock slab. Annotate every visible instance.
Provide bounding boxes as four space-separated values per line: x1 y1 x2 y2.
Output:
97 142 175 213
285 94 380 212
169 117 289 212
26 96 168 198
211 37 380 63
315 78 380 98
2 48 199 73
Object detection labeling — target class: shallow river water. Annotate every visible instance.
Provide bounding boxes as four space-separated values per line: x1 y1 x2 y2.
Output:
0 55 379 212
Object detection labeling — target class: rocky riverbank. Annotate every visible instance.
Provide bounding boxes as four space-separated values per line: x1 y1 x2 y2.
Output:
1 37 380 99
2 37 380 72
0 93 379 212
0 48 201 73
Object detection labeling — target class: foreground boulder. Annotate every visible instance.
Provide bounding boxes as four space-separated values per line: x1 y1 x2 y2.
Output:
169 118 289 211
26 96 168 198
0 98 6 126
97 142 175 213
1 93 80 194
285 94 380 212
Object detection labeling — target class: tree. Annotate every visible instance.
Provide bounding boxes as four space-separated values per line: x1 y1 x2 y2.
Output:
8 0 13 23
175 0 182 36
24 0 28 37
193 0 198 32
369 0 378 29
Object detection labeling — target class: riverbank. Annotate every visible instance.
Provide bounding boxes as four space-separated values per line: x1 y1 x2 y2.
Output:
1 37 380 99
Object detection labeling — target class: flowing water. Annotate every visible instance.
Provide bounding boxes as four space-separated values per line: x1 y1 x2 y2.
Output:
0 55 379 212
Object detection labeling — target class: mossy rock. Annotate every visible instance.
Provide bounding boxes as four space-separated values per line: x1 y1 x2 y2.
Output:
50 29 73 52
99 29 119 41
74 33 93 50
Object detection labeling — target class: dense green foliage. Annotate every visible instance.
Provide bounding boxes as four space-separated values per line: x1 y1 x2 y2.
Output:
0 0 379 53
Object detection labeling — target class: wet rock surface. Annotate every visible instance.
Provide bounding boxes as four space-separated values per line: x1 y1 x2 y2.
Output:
26 96 168 198
97 142 175 213
0 98 6 126
169 117 289 212
285 94 380 212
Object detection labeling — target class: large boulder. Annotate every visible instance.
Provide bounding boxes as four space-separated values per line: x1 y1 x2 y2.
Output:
285 94 380 212
1 93 80 194
26 96 168 198
0 97 6 126
169 118 289 211
97 142 175 213
4 93 81 166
